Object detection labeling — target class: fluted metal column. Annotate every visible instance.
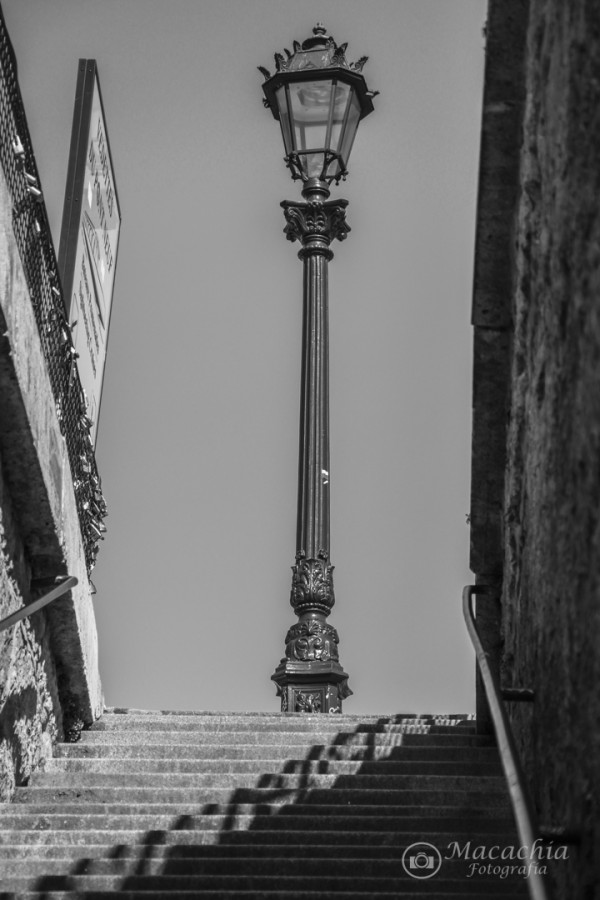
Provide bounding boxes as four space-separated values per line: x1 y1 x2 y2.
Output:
272 180 352 714
297 210 333 559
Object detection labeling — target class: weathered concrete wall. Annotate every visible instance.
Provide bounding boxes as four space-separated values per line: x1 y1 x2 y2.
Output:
0 159 103 800
500 0 600 894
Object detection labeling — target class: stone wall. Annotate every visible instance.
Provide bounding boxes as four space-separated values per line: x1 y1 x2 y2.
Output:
469 0 528 732
470 0 600 895
0 158 103 800
502 0 600 893
0 452 60 801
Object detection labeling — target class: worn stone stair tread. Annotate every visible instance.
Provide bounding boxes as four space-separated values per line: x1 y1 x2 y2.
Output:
43 759 502 775
53 742 496 760
25 771 508 790
75 732 493 746
0 855 531 875
95 711 470 717
6 816 513 831
53 744 497 760
0 836 522 859
0 873 529 891
2 888 523 898
94 728 479 736
0 812 517 829
1 799 514 813
0 826 519 852
1 799 515 814
86 726 479 737
13 789 513 809
103 708 474 719
0 885 527 900
92 719 476 733
0 815 516 836
0 819 516 838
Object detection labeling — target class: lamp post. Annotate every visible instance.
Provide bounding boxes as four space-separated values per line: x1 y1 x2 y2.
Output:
260 24 377 714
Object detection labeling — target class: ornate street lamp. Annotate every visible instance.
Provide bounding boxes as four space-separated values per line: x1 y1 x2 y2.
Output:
260 24 377 714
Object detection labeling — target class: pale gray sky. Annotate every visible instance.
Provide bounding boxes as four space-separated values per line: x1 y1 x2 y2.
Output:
3 0 486 714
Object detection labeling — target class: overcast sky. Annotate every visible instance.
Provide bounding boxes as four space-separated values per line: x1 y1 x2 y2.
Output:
3 0 486 715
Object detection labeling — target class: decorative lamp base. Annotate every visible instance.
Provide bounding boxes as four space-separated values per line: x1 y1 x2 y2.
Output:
271 659 352 713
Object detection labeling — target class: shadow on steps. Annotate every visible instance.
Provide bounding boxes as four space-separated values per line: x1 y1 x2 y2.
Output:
13 713 538 898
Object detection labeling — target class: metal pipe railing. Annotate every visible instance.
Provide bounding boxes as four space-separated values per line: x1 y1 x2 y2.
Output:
463 584 550 900
0 576 78 633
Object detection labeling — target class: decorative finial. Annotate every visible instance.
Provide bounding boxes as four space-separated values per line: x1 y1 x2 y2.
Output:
313 23 327 36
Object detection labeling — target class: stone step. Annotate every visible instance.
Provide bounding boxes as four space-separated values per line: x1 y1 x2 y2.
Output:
0 826 518 853
12 786 512 806
103 708 473 721
0 890 527 899
97 721 479 738
26 772 507 791
0 854 531 876
44 758 502 776
0 873 528 893
0 801 515 819
0 834 521 859
75 730 492 746
54 742 497 761
0 857 535 898
91 717 475 733
0 809 515 833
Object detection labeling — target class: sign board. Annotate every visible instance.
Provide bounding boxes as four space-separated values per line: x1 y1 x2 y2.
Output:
59 60 121 446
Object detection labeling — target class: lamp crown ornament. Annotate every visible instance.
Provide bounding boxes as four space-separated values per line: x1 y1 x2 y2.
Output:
259 24 375 78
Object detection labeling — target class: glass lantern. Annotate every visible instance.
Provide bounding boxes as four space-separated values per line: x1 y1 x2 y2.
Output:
260 25 376 186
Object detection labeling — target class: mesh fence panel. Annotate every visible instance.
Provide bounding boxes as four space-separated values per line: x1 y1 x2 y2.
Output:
0 12 107 575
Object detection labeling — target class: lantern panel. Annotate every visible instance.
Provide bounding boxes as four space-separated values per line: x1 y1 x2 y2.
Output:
328 82 351 155
288 80 334 153
275 86 294 157
338 91 361 170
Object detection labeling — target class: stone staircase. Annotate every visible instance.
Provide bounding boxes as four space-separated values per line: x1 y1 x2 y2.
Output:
0 709 530 898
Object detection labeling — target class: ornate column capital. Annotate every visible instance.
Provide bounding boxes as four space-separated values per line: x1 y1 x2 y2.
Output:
281 198 350 252
290 551 335 616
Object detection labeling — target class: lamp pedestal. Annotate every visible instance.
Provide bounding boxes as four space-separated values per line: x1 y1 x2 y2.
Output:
272 657 352 714
271 186 352 713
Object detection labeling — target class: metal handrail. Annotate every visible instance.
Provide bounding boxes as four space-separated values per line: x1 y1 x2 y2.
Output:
0 576 78 633
463 584 549 900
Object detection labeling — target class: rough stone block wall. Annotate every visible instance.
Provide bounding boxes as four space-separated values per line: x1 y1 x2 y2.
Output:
503 0 600 894
0 454 60 801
